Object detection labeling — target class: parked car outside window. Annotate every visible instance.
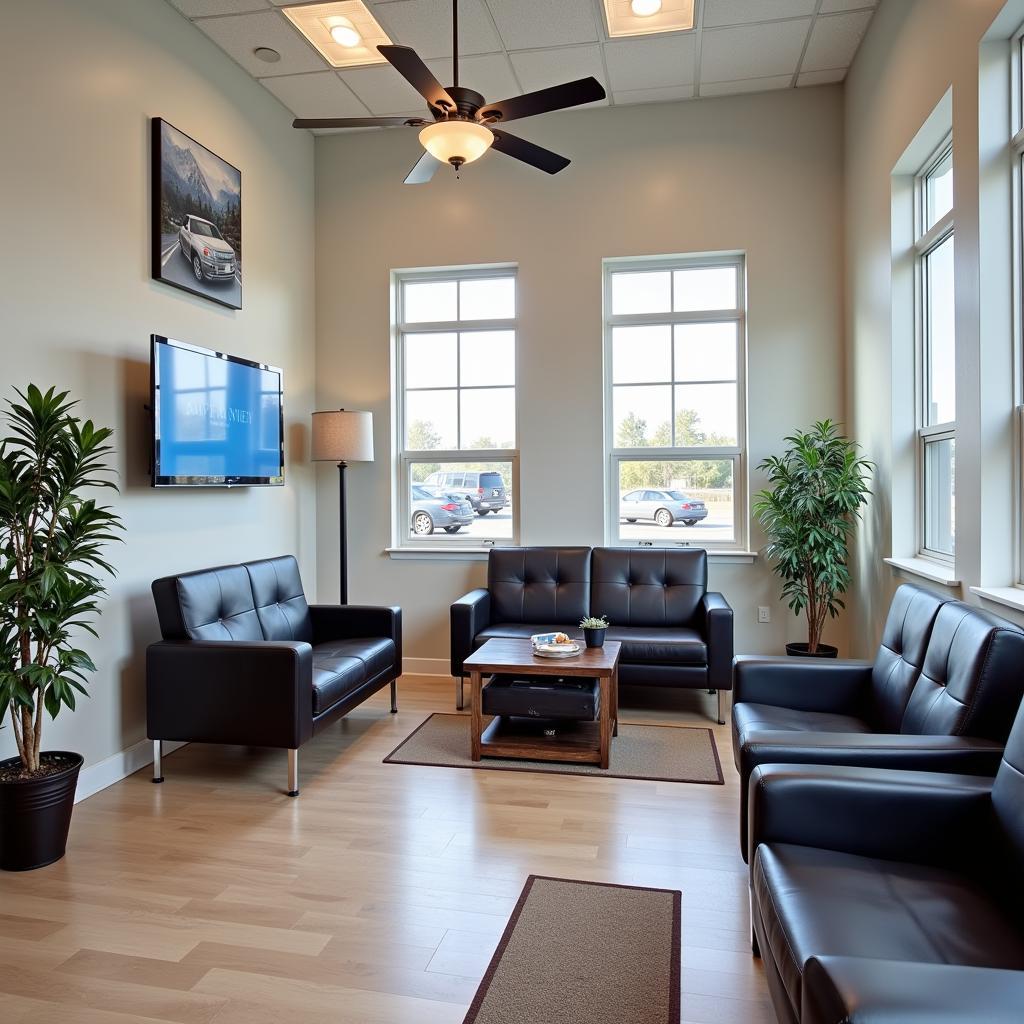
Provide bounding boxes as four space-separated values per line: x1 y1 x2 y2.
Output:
423 470 509 515
410 485 474 536
620 489 709 527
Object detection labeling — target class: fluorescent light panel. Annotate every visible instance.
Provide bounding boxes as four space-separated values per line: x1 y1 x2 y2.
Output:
603 0 695 39
281 1 392 69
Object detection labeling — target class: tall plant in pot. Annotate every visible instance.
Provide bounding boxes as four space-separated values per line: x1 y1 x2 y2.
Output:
753 420 872 658
0 385 122 870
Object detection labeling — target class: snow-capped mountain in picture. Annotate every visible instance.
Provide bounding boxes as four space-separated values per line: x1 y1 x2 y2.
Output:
160 121 239 216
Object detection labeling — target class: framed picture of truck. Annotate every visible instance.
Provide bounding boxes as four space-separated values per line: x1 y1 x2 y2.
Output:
151 118 242 310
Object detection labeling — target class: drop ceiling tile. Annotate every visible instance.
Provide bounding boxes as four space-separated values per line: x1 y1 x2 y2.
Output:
261 70 370 117
425 53 520 103
700 19 809 84
801 10 872 72
797 67 846 86
337 62 426 113
509 45 608 103
701 74 793 97
819 0 876 12
613 83 694 106
487 0 598 51
604 33 696 91
703 0 816 29
169 0 271 15
367 0 502 58
193 10 328 77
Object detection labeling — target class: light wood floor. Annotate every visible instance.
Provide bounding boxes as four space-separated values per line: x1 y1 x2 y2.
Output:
0 677 773 1024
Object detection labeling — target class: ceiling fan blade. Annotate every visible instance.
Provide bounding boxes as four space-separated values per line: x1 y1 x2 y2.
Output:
489 130 570 175
292 116 424 129
378 45 457 112
479 77 606 123
405 151 445 185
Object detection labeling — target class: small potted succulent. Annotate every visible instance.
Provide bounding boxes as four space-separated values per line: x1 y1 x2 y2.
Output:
580 615 609 649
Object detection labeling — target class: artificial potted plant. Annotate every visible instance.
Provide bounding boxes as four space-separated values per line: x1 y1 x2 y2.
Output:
0 385 121 870
580 615 609 649
753 420 872 658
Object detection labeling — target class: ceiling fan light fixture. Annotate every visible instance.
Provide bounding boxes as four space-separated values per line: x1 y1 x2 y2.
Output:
419 120 493 167
631 0 662 15
329 18 361 47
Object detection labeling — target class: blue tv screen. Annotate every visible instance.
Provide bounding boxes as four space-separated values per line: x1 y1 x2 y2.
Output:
151 335 284 487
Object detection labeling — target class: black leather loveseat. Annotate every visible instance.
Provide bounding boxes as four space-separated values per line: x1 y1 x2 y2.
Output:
732 583 1024 858
451 547 733 722
147 555 401 796
746 703 1024 1024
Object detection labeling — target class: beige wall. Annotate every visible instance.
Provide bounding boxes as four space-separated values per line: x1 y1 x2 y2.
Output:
313 86 847 665
0 0 316 770
844 0 1024 655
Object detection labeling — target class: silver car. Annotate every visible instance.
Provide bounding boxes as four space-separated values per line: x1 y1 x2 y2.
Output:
620 489 709 528
411 485 474 536
179 214 236 284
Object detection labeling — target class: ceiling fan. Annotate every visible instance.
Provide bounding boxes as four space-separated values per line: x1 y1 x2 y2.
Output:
292 0 607 183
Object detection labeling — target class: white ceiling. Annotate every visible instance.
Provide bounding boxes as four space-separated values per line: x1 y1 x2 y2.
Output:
166 0 877 128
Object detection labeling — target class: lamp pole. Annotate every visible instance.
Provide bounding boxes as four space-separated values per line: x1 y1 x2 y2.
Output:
337 459 348 604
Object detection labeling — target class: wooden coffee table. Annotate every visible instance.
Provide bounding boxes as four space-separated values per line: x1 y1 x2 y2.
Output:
464 638 621 769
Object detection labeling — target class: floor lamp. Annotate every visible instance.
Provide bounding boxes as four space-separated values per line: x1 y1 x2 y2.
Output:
311 409 374 604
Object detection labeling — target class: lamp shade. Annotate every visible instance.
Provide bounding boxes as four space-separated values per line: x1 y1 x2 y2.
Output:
311 410 374 462
419 120 493 166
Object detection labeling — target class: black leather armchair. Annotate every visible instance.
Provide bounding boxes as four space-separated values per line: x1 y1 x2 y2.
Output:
147 555 401 796
451 546 734 722
732 583 1024 858
746 700 1024 1024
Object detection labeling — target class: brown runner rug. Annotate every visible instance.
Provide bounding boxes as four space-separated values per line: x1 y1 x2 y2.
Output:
463 875 681 1024
384 713 723 784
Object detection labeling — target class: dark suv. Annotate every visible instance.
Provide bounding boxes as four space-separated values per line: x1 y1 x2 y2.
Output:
423 470 508 515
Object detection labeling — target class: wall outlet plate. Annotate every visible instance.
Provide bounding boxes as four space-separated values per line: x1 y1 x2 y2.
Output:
757 606 771 623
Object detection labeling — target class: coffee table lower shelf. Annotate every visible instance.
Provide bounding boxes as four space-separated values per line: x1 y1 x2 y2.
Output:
478 716 608 765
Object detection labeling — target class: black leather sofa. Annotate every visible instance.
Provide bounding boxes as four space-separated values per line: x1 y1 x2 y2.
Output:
746 705 1024 1024
732 583 1024 858
451 546 733 722
147 555 401 796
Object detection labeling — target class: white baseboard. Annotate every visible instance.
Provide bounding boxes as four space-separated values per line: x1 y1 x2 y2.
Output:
75 738 187 804
402 657 453 678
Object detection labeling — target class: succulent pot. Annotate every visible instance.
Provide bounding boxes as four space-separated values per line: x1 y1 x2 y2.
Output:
785 642 839 659
583 627 607 649
0 751 83 871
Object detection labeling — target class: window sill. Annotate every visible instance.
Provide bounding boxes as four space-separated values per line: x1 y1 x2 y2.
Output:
884 556 961 587
386 547 758 563
969 586 1024 614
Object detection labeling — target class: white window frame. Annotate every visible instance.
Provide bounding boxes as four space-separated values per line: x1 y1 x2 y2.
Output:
602 253 748 553
392 265 520 551
1013 26 1024 585
914 136 956 564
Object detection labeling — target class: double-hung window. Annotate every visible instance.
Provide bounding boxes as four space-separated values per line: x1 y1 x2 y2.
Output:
604 254 747 550
394 267 518 547
915 139 956 560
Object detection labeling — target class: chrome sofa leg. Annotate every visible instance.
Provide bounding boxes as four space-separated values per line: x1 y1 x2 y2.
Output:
152 740 163 783
456 675 465 711
718 689 727 726
287 749 299 797
390 679 398 713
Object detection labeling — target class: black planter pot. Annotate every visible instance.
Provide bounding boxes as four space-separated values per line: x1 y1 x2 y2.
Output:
583 627 607 649
786 642 839 659
0 751 83 871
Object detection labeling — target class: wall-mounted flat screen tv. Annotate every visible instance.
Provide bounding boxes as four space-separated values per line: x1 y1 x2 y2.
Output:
151 335 284 487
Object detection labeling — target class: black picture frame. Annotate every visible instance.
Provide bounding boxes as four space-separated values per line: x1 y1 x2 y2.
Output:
151 118 242 310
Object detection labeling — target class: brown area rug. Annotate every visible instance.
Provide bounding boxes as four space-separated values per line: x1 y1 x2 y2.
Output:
463 875 681 1024
384 713 723 784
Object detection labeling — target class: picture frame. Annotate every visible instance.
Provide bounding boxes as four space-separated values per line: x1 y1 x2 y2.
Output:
151 118 242 310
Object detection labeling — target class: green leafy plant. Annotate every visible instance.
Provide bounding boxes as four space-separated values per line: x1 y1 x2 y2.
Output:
753 420 872 654
580 615 609 630
0 386 122 776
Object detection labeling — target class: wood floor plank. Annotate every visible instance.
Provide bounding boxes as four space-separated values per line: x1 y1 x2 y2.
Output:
0 676 771 1023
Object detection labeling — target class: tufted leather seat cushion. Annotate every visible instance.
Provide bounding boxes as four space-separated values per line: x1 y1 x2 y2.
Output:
753 842 1024 1018
311 637 396 714
604 625 706 665
488 548 591 625
590 548 707 628
152 564 264 642
477 623 584 644
733 702 872 741
245 556 314 643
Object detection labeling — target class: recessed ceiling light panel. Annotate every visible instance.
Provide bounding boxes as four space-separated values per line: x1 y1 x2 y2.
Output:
281 1 392 69
604 0 694 38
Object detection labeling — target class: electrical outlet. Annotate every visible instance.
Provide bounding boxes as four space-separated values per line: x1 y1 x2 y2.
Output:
757 606 771 624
